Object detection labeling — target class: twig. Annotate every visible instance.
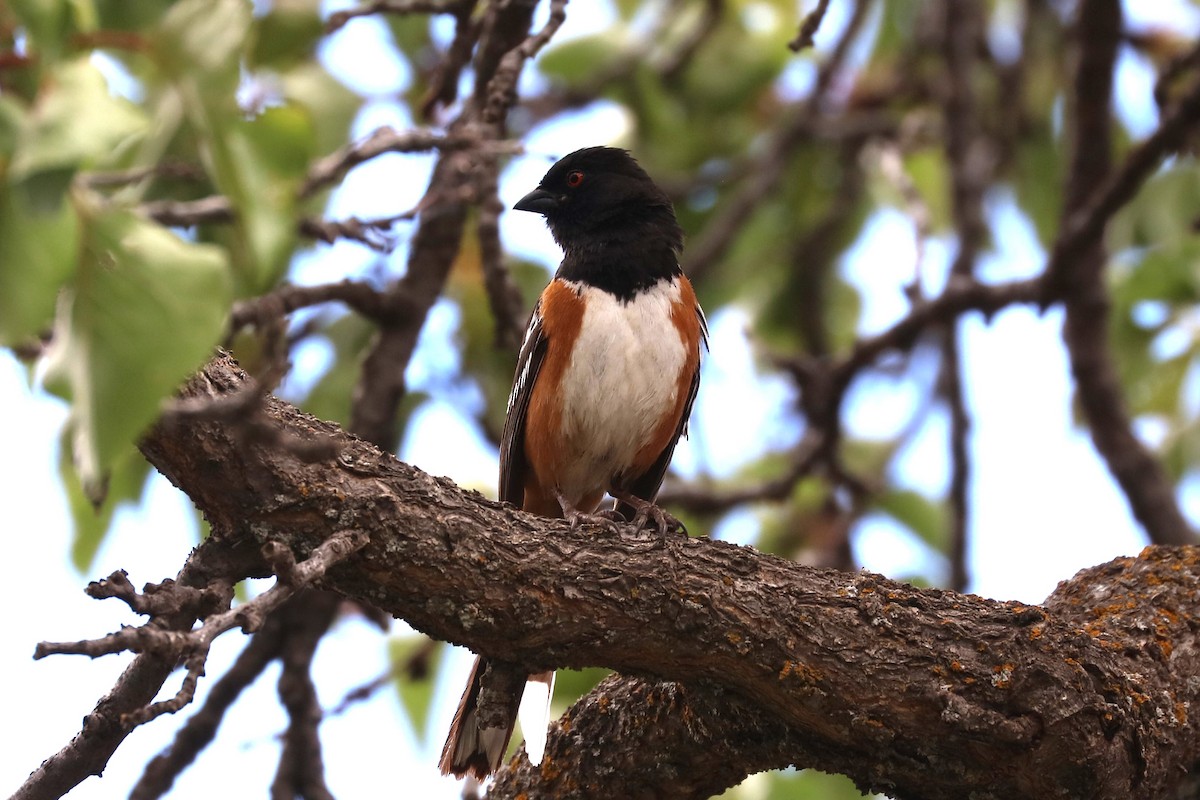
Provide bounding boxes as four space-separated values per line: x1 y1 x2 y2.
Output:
141 196 234 226
940 331 971 592
35 533 368 730
420 0 482 118
324 0 466 33
141 197 414 253
13 536 267 800
938 0 990 592
131 598 293 800
871 141 932 294
1054 0 1196 546
789 0 832 52
1042 65 1200 303
476 164 527 350
230 279 391 329
298 211 415 251
480 0 568 126
162 344 343 463
659 432 826 513
658 0 723 80
350 0 567 450
83 162 206 188
685 0 875 285
298 126 519 199
270 591 341 800
1151 36 1200 110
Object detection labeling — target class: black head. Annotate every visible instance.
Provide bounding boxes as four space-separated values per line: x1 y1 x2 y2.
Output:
514 147 683 257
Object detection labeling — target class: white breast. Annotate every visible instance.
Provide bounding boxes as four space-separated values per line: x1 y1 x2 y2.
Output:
554 278 687 504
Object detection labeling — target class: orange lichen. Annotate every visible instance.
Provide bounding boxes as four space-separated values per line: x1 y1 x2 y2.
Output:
779 660 823 683
991 663 1015 689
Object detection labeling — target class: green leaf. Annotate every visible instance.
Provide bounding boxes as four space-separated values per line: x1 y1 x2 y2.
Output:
279 63 363 161
873 488 949 551
718 767 874 799
156 0 249 89
293 314 374 426
1012 129 1064 246
155 0 301 292
9 57 148 206
550 667 610 710
8 0 73 63
250 0 326 69
903 149 951 233
538 32 630 87
94 0 176 32
0 94 24 155
45 206 231 494
0 180 79 344
59 440 151 571
389 636 444 742
1110 165 1200 254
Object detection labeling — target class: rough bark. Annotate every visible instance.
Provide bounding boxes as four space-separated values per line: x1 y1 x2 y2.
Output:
138 354 1200 800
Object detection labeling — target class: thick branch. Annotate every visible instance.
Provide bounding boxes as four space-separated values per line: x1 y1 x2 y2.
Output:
132 354 1200 800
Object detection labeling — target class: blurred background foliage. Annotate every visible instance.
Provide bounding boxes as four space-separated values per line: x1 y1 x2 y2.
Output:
2 0 1199 797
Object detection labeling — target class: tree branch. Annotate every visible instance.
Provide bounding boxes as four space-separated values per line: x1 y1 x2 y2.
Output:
1054 0 1196 547
13 539 268 800
125 353 1200 800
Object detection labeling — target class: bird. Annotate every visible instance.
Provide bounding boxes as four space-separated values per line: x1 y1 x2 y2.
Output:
438 146 707 781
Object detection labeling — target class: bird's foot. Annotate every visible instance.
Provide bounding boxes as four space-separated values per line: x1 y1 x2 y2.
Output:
612 493 686 536
556 492 622 534
562 509 622 534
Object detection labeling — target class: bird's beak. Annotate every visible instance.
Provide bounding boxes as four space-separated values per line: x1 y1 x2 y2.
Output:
514 187 558 215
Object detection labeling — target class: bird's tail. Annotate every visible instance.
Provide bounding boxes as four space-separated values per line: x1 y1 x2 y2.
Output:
439 657 555 779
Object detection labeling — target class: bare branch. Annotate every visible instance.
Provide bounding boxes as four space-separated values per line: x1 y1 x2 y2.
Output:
685 0 875 285
298 212 413 251
34 533 366 668
14 537 268 800
271 591 341 800
476 162 527 350
230 280 391 329
324 0 466 33
1054 0 1196 546
297 126 520 200
141 196 234 226
788 0 832 52
82 162 206 188
1042 60 1200 304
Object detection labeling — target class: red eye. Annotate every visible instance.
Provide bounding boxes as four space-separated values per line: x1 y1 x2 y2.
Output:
566 170 584 188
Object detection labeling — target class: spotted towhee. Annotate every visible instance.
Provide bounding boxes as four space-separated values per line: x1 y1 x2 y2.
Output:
438 147 707 780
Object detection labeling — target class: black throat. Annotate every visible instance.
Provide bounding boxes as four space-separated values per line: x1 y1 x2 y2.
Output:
553 215 684 302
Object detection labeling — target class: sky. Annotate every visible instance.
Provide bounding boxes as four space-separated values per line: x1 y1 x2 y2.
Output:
3 1 1199 798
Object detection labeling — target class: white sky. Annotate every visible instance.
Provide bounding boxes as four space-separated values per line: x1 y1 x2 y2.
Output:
3 1 1199 798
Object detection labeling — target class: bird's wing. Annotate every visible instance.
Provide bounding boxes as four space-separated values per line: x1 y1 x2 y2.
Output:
499 301 549 508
